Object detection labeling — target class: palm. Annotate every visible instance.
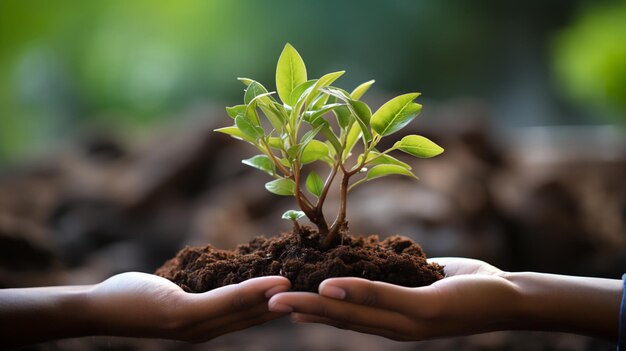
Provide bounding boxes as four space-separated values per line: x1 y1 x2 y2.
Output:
269 257 521 341
89 272 291 342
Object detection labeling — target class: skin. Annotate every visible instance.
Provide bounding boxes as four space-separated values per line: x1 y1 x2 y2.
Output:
268 257 622 342
0 273 291 347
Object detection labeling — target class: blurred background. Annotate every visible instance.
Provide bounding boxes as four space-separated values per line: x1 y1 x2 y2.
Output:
0 0 625 350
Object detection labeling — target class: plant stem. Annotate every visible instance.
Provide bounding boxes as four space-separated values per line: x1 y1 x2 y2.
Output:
293 160 311 213
260 139 291 177
292 219 302 238
316 162 339 212
321 171 350 250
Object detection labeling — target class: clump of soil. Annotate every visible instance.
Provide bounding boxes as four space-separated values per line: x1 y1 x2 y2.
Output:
156 227 444 292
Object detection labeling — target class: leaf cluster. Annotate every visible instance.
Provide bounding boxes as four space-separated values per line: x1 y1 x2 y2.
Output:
216 43 443 234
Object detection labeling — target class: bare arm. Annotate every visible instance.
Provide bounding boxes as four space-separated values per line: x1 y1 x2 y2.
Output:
0 273 291 347
505 271 621 340
0 285 93 346
268 257 622 341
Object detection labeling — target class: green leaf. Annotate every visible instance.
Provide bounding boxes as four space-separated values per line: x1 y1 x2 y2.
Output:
242 155 275 175
300 125 323 146
325 140 337 158
309 114 342 154
258 103 286 132
226 105 246 119
305 70 345 107
333 105 352 129
276 43 307 105
359 151 411 169
322 86 352 99
282 210 305 220
366 164 418 181
287 144 302 160
244 92 277 127
245 91 276 107
348 100 372 142
350 80 375 100
371 93 422 136
322 87 371 141
289 79 317 108
304 103 344 124
393 135 444 158
311 92 330 110
244 81 270 105
244 104 260 126
280 157 291 168
235 115 264 140
214 126 255 143
268 137 283 149
265 178 296 196
301 139 330 164
305 171 324 198
344 123 361 160
237 77 254 86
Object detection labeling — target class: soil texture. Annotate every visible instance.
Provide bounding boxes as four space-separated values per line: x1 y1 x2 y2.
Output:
156 228 444 292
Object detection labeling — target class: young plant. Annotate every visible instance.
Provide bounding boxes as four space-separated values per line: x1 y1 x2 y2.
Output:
216 43 444 250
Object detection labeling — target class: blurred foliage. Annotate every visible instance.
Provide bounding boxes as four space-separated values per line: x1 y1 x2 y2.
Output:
553 1 626 123
0 0 619 165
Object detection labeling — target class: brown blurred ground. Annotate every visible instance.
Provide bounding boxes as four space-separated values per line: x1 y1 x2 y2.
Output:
0 101 624 350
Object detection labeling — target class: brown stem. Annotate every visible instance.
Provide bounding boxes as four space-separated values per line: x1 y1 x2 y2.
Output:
261 140 291 177
299 188 315 210
293 162 312 214
336 172 350 227
316 162 339 212
292 159 320 230
292 219 301 233
321 171 351 250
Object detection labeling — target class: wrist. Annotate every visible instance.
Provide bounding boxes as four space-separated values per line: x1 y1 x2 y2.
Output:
59 285 98 337
81 283 132 337
503 271 622 340
0 285 96 346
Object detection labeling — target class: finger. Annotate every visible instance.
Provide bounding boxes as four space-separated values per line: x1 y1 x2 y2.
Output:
291 313 410 341
318 277 436 313
184 276 291 318
268 292 416 335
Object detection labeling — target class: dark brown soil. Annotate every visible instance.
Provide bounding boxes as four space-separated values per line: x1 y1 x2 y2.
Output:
155 228 444 292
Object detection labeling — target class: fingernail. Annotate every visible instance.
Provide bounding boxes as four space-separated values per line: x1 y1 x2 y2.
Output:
264 285 288 299
321 285 346 300
269 302 293 313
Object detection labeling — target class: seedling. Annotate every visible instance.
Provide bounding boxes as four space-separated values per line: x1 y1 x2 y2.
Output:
216 43 443 250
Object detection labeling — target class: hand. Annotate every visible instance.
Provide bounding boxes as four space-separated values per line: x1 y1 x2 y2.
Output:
0 272 291 346
87 272 291 342
267 257 523 341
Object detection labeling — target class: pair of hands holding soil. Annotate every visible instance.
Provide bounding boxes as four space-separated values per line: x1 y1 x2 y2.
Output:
0 258 621 347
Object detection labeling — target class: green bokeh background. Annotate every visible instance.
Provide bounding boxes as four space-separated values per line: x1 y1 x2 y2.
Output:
1 0 624 165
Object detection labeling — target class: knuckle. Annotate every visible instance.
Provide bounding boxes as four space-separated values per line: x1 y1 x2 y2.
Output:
361 291 378 307
230 287 252 310
359 281 379 306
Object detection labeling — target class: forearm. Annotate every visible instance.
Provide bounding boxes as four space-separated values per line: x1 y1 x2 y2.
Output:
0 285 95 347
504 272 622 340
